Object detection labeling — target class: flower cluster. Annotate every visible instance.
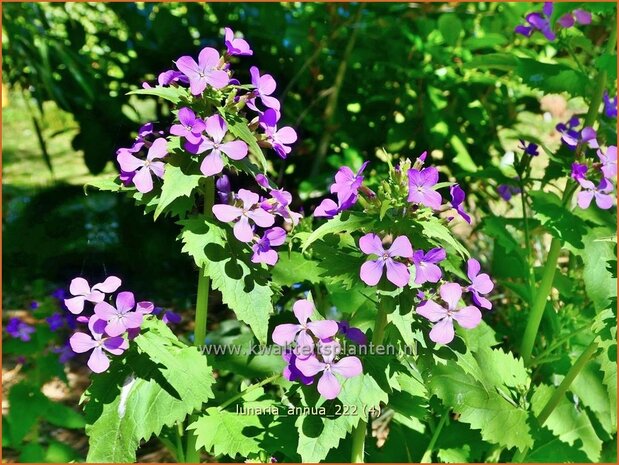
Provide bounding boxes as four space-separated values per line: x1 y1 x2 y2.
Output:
575 144 616 210
315 162 371 218
515 2 591 41
64 276 173 373
272 299 364 400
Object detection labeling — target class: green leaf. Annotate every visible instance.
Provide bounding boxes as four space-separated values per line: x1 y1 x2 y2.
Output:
295 373 388 462
517 59 588 97
530 190 588 249
179 218 274 343
302 211 373 252
154 163 201 220
438 14 462 46
84 318 215 462
127 86 189 104
425 360 533 451
421 217 469 258
464 53 520 71
596 53 617 81
218 109 268 172
531 384 602 462
84 177 124 194
7 382 49 445
449 134 478 172
271 251 322 286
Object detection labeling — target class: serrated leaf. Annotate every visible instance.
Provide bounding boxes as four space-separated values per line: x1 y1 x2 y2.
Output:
154 164 201 220
517 59 588 97
84 177 124 194
84 318 215 462
530 190 589 249
421 217 469 258
271 251 322 286
302 211 373 252
531 384 602 462
127 86 189 104
179 217 274 343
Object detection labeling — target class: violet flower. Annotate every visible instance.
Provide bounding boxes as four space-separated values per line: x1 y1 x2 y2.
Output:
247 66 280 111
186 115 248 176
53 343 76 364
6 318 35 341
175 47 229 95
296 352 362 400
337 321 367 345
64 276 122 315
252 227 287 266
571 163 588 181
557 9 592 28
556 116 581 150
413 248 446 285
170 107 206 144
257 174 303 225
450 185 471 223
163 311 182 325
331 161 369 205
271 299 339 352
29 301 40 310
598 146 617 179
603 92 617 119
117 138 168 193
282 350 313 385
259 109 297 159
416 283 482 345
407 167 442 209
514 3 555 41
216 174 232 203
69 317 128 373
46 313 65 332
359 233 413 287
314 194 358 219
577 177 614 210
519 139 539 157
93 291 146 337
466 259 494 310
212 189 275 242
497 184 521 201
157 70 189 87
224 27 253 56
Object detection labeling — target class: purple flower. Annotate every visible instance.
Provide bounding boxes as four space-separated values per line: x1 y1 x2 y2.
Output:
64 276 122 315
497 184 521 201
416 283 482 344
407 167 442 209
556 117 581 149
93 292 145 337
251 227 287 266
117 138 168 193
282 350 313 385
6 318 35 341
598 146 617 179
557 9 592 28
577 177 614 210
175 47 229 95
331 162 369 205
337 321 367 345
46 313 65 331
212 189 275 242
571 163 588 181
465 259 494 310
69 317 128 373
216 174 232 203
29 300 39 310
603 92 617 119
413 248 446 285
314 194 357 219
257 175 303 225
170 107 206 144
271 299 339 353
581 127 599 149
162 311 182 325
186 115 248 176
515 3 556 41
519 139 539 156
449 184 471 223
224 27 253 56
296 352 362 400
157 70 189 87
259 109 297 159
359 233 413 287
247 66 280 111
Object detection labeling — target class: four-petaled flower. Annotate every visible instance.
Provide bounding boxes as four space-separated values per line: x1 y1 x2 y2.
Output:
260 109 297 159
247 66 280 111
413 248 446 285
557 9 592 28
170 107 206 144
331 161 369 206
272 299 339 353
64 276 122 314
212 189 275 242
94 291 147 337
407 167 442 209
359 233 413 287
69 317 128 373
186 115 248 176
514 3 555 41
224 27 253 56
577 177 614 210
251 227 287 265
416 283 482 344
296 351 362 400
117 138 168 193
175 47 229 95
466 259 494 309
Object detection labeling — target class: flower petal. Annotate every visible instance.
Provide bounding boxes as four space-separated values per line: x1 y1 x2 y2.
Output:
293 299 315 325
94 301 118 320
307 320 339 340
332 356 363 378
272 323 301 346
416 300 448 322
296 355 326 377
133 167 154 193
64 296 86 314
219 141 248 160
385 259 410 287
360 259 384 286
204 115 227 144
359 233 385 256
388 235 413 258
69 277 91 296
69 332 97 353
247 208 275 228
452 306 482 329
317 370 341 399
116 292 135 313
200 151 225 176
233 216 255 242
429 318 455 344
212 204 242 222
440 283 462 310
88 347 110 373
93 276 122 293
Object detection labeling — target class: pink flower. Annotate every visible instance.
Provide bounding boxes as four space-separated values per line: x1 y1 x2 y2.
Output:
296 352 362 400
416 283 482 344
94 291 145 337
223 27 253 56
175 47 229 95
465 258 494 310
212 189 275 242
359 233 413 287
251 227 287 266
577 177 614 210
69 317 128 373
117 138 168 193
598 145 617 179
64 276 122 315
259 109 297 159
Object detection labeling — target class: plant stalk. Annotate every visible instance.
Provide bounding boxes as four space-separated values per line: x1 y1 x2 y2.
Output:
420 408 449 463
350 298 389 463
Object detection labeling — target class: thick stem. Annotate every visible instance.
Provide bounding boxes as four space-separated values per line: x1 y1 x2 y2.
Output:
512 340 599 462
420 409 449 463
350 299 389 463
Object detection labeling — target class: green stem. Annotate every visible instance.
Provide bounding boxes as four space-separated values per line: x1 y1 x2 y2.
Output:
519 21 616 365
350 299 389 463
219 374 281 411
420 409 449 463
512 340 599 462
519 177 536 303
175 423 185 463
